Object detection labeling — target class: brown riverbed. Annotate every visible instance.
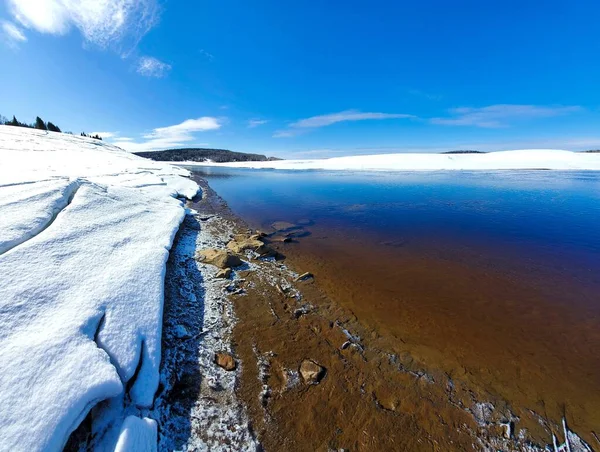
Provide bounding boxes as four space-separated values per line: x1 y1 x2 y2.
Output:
196 176 600 450
273 222 600 445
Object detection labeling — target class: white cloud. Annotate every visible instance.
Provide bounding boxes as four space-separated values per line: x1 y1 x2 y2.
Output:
1 20 27 46
248 119 269 128
431 104 582 128
6 0 159 49
112 117 223 152
291 110 415 128
273 109 415 138
137 56 171 77
91 131 117 139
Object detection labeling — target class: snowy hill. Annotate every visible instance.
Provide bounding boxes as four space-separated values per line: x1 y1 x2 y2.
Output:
187 149 600 171
0 126 198 451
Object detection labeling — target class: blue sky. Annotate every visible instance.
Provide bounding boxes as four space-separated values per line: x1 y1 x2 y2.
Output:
2 0 600 158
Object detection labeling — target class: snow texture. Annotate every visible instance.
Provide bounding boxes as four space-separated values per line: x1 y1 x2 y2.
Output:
0 126 199 451
184 149 600 171
114 416 158 452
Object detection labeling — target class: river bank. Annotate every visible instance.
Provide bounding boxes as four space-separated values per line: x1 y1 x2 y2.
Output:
172 175 595 451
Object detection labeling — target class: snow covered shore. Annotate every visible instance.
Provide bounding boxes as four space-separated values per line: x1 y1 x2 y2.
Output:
0 126 198 451
184 149 600 171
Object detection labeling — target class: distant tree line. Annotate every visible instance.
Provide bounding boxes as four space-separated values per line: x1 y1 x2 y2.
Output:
135 148 281 163
0 113 102 140
441 150 486 154
80 132 103 140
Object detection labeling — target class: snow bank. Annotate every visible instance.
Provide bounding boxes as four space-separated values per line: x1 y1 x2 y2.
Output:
185 149 600 171
0 178 79 254
114 416 157 452
0 126 199 451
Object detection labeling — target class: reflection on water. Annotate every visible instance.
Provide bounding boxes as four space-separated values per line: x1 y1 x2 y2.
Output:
189 166 600 260
190 165 600 441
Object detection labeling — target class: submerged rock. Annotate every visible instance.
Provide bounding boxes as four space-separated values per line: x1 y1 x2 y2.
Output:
215 352 237 371
271 221 299 233
299 359 326 384
196 249 242 269
295 272 314 282
272 235 293 243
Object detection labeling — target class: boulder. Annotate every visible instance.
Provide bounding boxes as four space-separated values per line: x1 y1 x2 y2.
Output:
299 359 326 384
227 236 276 257
196 249 242 269
215 352 236 371
215 268 232 279
227 237 264 254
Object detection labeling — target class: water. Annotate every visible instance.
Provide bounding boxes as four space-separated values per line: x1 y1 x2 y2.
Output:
191 166 600 434
193 167 600 269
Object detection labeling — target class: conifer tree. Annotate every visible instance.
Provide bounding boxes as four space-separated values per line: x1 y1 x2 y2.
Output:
47 122 61 133
34 116 47 130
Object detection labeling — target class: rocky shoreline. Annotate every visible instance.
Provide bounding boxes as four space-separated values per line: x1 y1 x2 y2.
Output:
154 176 595 451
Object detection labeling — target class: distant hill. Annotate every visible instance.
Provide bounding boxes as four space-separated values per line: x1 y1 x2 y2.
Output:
135 148 281 163
581 150 600 153
441 150 486 154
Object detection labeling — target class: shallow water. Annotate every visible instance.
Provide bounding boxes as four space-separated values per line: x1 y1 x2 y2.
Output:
191 166 600 439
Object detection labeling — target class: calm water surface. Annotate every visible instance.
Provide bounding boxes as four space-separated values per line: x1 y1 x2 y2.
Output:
191 166 600 434
193 167 600 272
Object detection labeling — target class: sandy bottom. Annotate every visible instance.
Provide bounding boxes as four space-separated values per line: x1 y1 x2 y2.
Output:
269 223 600 448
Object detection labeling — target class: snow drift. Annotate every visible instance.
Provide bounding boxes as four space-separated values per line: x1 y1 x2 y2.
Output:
185 149 600 171
0 126 199 451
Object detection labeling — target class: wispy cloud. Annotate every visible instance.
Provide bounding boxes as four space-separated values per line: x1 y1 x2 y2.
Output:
1 20 27 47
199 48 214 61
272 131 296 138
431 104 582 128
273 109 415 137
291 110 415 128
137 56 171 77
248 119 269 128
112 117 223 152
6 0 159 50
